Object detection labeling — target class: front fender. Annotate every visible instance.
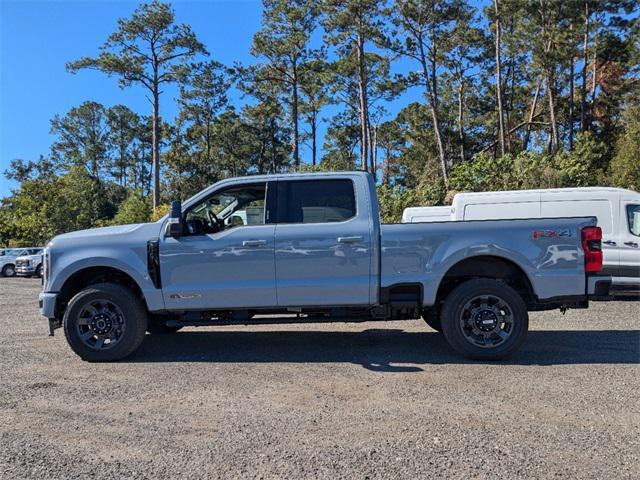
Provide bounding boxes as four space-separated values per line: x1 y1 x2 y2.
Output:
49 255 165 312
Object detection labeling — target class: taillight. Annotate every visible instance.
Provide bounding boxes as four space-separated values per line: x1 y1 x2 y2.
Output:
581 226 603 273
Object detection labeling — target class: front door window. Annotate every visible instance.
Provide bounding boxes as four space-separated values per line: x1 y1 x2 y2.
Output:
184 183 267 235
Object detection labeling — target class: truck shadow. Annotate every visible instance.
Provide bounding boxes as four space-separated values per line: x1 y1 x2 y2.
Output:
127 328 640 371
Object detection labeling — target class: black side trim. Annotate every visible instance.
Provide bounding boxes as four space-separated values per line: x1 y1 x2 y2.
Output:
147 239 161 289
619 265 640 278
598 266 640 278
534 294 588 309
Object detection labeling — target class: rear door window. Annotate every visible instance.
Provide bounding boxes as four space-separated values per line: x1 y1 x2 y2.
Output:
627 205 640 237
276 179 356 224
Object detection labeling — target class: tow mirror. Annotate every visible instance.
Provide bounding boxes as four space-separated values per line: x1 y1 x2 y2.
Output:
165 200 183 238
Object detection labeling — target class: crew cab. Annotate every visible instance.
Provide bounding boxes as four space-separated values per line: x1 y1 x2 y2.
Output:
40 172 610 362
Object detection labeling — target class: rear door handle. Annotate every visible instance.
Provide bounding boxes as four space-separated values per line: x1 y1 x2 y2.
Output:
624 241 639 248
337 236 363 244
603 240 617 246
243 239 267 247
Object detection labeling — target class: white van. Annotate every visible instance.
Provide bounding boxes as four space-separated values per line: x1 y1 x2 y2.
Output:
402 206 453 223
403 187 640 293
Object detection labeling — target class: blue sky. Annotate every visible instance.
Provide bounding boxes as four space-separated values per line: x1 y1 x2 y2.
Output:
0 0 471 198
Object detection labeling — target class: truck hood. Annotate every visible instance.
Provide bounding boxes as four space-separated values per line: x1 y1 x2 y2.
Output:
48 222 164 250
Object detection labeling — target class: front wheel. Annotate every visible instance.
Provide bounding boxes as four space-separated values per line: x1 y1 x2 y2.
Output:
63 283 148 362
441 279 528 360
35 264 42 278
2 264 16 277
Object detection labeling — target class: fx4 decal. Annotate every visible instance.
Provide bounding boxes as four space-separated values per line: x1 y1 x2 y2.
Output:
532 229 573 239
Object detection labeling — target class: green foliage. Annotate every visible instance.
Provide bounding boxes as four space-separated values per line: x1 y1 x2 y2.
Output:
151 204 170 221
377 178 446 224
50 101 110 179
2 167 114 246
112 191 152 225
610 105 640 191
558 132 608 187
66 1 206 89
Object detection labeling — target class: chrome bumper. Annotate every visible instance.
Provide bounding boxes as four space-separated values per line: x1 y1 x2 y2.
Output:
16 266 36 275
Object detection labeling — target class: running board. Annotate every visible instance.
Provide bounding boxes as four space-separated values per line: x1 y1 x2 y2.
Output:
166 316 411 327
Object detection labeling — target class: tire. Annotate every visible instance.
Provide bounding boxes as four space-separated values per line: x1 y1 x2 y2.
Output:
421 307 442 332
147 315 183 334
2 264 16 277
441 279 528 360
35 264 42 278
63 283 148 362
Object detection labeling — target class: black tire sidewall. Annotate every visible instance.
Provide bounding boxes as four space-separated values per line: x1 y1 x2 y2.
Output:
35 264 42 277
63 283 147 362
441 279 528 360
422 308 442 332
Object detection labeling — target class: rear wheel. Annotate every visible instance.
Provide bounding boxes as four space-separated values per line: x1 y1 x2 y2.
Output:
2 264 16 277
63 283 148 362
441 279 528 360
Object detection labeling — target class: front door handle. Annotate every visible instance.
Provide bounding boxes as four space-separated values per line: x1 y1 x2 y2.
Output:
603 240 617 246
337 236 363 244
624 241 639 248
243 239 267 247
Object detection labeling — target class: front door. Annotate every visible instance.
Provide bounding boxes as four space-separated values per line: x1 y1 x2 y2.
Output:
160 181 277 310
274 178 372 307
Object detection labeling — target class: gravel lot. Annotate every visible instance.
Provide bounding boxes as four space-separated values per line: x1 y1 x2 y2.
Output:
0 277 638 479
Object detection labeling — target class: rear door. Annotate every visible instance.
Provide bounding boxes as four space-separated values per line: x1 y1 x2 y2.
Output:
618 200 640 279
274 178 372 306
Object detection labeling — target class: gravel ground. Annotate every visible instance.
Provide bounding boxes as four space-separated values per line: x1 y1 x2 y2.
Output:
0 277 638 479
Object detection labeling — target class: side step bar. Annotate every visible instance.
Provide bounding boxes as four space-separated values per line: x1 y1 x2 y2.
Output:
166 315 412 328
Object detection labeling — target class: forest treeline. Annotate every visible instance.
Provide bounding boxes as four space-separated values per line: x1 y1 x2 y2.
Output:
1 0 639 246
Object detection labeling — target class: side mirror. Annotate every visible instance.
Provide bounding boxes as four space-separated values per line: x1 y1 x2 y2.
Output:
165 200 183 238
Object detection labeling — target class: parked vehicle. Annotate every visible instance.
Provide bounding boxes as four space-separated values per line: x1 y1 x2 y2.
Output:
40 172 610 362
403 187 640 295
402 206 452 223
15 249 44 277
1 248 42 277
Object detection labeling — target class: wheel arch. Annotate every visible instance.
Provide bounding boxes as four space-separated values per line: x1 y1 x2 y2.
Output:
435 255 536 308
58 266 147 313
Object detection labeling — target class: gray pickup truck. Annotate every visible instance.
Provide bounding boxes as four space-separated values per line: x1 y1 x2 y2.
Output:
40 172 610 362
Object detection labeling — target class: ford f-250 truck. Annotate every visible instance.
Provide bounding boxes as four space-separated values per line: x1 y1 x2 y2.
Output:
40 172 610 362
